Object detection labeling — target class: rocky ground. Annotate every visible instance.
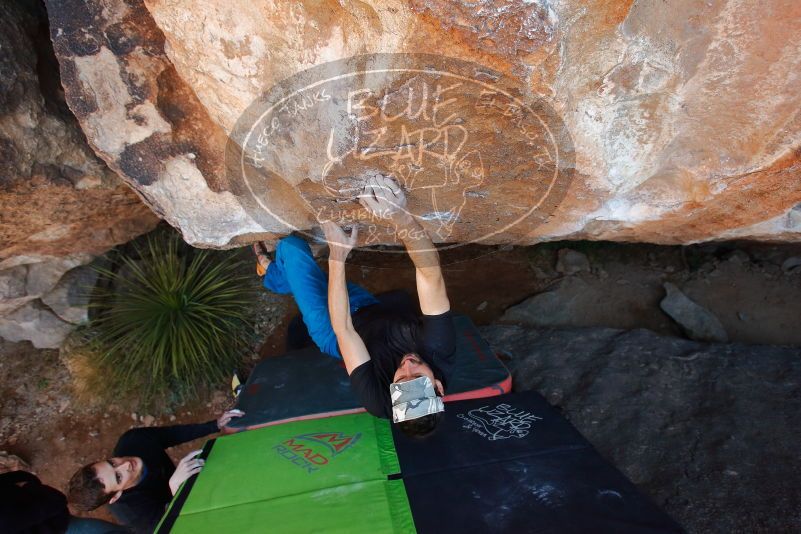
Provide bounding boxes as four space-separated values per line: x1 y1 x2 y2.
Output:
1 239 799 529
480 324 801 533
495 241 801 345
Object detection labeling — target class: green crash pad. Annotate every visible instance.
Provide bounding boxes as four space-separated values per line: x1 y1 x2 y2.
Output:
156 413 415 533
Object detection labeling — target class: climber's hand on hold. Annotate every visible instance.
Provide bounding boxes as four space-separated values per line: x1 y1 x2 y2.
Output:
358 174 412 226
322 221 358 262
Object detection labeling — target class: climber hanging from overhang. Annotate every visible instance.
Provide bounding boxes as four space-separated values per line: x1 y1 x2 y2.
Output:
254 174 455 437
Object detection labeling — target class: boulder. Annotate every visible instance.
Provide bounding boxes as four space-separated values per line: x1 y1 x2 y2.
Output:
480 323 801 533
42 0 801 249
0 256 91 292
660 282 728 342
0 300 74 349
22 255 92 297
40 264 99 324
0 1 158 345
501 278 590 327
499 274 671 332
782 256 801 273
555 248 591 275
0 255 95 346
0 0 158 261
0 265 34 315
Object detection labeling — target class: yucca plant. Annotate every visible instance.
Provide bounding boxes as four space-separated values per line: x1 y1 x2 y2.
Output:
87 230 256 407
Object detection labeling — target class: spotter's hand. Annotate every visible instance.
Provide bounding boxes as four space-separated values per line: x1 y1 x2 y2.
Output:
216 409 245 430
169 450 204 495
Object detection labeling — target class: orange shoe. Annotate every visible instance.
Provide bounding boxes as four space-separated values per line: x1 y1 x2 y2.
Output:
253 242 271 276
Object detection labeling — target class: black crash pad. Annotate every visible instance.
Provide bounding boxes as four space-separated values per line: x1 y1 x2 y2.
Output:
391 390 684 534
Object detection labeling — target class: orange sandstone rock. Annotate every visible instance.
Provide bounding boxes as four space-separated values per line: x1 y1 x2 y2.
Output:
43 0 801 247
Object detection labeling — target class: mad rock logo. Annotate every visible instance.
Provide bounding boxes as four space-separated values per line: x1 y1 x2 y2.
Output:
457 404 543 441
226 53 574 261
273 431 361 474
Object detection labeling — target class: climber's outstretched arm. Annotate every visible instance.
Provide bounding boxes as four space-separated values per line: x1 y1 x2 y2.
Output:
359 175 450 316
322 221 372 374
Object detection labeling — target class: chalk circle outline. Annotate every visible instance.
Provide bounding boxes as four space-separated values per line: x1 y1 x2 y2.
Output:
231 53 574 254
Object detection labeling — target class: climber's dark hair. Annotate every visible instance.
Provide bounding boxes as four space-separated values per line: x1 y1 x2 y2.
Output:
67 463 111 512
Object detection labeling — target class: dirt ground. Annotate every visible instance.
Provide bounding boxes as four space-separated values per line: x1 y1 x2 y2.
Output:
1 238 799 525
